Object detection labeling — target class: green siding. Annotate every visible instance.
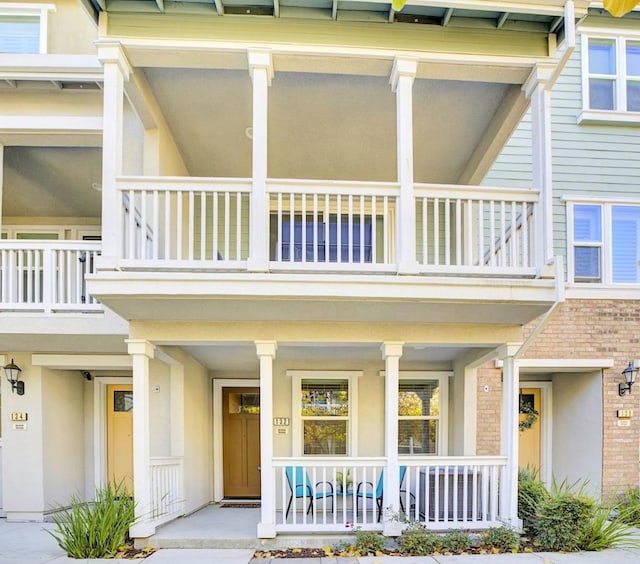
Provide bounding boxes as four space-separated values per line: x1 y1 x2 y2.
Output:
483 29 640 277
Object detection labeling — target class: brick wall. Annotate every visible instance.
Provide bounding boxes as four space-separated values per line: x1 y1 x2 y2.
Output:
476 367 502 456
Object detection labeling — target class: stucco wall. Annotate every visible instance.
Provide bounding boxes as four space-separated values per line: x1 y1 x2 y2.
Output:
149 359 171 457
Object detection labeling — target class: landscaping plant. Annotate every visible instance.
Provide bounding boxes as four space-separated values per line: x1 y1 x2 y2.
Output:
48 481 135 559
615 486 640 526
440 529 473 553
481 525 520 552
397 524 440 555
354 529 385 554
580 504 640 551
517 466 549 531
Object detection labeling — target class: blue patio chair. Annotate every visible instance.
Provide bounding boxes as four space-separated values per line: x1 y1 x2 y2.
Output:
285 466 334 518
356 466 408 522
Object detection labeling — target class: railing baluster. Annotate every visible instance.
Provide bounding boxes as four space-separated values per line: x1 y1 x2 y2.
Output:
200 191 206 261
236 191 242 261
500 200 506 268
371 196 377 264
455 198 462 266
288 193 294 263
465 199 473 266
383 196 389 264
359 195 365 264
213 191 219 261
336 194 342 264
312 194 318 263
301 194 307 263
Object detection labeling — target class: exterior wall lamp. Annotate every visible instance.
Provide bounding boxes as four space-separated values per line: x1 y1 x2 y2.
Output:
619 361 638 396
3 359 24 395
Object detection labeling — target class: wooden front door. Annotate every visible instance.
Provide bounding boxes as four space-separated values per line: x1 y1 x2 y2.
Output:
107 384 134 493
519 387 541 473
223 387 261 498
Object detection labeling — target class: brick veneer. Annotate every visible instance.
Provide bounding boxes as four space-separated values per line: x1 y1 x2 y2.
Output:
476 298 640 499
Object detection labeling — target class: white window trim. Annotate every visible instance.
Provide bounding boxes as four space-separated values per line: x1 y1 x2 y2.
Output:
289 370 360 457
0 3 55 55
397 371 450 457
565 196 640 286
580 31 640 123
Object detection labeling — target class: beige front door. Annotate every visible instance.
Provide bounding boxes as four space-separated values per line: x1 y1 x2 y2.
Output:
519 387 541 473
223 387 261 498
106 384 133 493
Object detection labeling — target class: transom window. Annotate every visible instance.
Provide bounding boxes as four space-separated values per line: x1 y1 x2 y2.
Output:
397 372 449 456
584 35 640 112
568 201 640 284
0 4 55 54
290 371 359 456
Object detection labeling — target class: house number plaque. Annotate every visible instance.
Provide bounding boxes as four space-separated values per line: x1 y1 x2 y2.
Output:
10 412 28 421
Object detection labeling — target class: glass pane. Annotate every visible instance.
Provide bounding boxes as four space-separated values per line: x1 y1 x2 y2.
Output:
574 205 602 242
589 79 615 110
589 39 616 74
228 392 260 414
0 17 39 54
301 379 348 416
398 380 439 417
398 420 438 455
574 247 601 281
627 81 640 111
303 420 347 455
113 391 133 412
627 42 640 76
612 206 640 283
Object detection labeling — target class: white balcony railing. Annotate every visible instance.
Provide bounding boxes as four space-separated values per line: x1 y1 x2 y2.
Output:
116 177 541 278
0 241 101 313
415 185 538 276
271 456 505 533
149 456 184 526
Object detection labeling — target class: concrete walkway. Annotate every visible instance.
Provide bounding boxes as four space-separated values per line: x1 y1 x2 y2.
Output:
1 519 639 564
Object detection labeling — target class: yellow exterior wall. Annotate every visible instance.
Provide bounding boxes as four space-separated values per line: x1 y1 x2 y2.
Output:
46 0 98 55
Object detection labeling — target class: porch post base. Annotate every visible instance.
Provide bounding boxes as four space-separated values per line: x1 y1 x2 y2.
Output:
396 260 418 275
257 522 277 538
129 522 156 539
500 517 523 530
383 521 404 537
247 257 269 272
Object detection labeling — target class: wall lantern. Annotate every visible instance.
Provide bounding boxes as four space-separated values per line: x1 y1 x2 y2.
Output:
619 361 638 397
4 359 24 395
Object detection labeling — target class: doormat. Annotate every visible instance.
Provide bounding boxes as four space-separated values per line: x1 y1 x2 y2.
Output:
221 503 261 508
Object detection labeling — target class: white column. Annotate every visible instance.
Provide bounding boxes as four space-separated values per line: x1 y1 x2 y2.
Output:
247 50 273 272
0 144 4 235
381 342 403 536
126 339 156 538
256 340 277 538
97 42 130 270
390 58 417 275
499 344 521 526
524 65 554 271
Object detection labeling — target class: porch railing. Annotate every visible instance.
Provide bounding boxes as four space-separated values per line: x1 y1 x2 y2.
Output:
115 176 541 278
272 456 505 532
0 241 101 313
149 456 184 527
415 185 538 276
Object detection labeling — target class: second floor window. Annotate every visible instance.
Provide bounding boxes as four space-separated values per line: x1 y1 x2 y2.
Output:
585 36 640 112
569 202 640 284
0 4 54 54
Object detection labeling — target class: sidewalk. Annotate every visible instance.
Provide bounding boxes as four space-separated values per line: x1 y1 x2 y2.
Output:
1 519 639 564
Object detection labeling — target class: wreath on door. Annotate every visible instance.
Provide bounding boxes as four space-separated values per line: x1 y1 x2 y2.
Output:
519 398 539 432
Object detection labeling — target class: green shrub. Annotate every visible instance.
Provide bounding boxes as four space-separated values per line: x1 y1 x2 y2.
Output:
481 525 520 552
440 529 472 553
397 525 440 555
48 481 135 559
354 529 385 554
615 486 640 526
534 480 594 552
518 467 549 531
580 505 640 552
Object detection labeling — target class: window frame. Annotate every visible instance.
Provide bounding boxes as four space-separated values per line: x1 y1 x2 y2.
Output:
397 371 450 457
580 31 640 124
0 3 55 55
567 198 640 285
289 370 360 457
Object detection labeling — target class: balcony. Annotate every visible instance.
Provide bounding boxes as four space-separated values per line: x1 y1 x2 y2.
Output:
116 176 539 277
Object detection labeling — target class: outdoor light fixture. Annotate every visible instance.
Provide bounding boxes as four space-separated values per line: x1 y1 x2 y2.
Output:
619 361 638 396
3 359 24 395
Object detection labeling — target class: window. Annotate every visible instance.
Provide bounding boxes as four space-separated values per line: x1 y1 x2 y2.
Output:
569 201 640 284
290 371 359 456
398 372 449 456
584 35 640 113
0 4 54 54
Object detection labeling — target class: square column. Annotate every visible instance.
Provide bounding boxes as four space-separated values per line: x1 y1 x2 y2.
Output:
256 340 277 538
381 342 403 536
97 42 130 270
247 50 273 272
499 345 521 526
126 339 156 538
390 58 417 274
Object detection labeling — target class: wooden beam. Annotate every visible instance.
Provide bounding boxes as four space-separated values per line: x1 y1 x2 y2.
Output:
155 0 164 12
332 0 338 20
214 0 224 16
497 11 509 28
442 7 453 26
4 79 15 88
273 0 279 18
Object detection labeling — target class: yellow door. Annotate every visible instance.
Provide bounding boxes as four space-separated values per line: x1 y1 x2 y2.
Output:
107 384 133 493
223 387 261 498
519 388 541 473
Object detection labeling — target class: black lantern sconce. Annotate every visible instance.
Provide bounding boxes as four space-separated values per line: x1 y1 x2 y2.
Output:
619 361 638 397
3 359 24 395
